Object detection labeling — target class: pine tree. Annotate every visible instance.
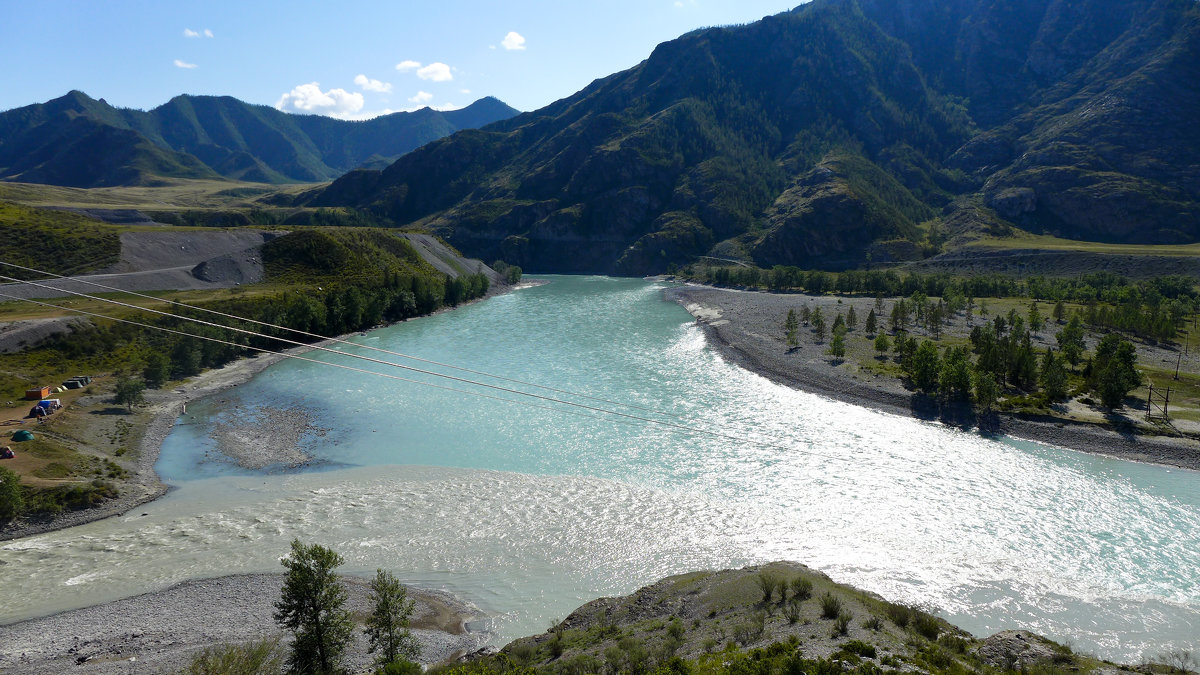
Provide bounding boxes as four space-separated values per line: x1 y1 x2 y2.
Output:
1040 349 1069 402
846 305 858 332
1028 302 1044 333
1057 315 1086 366
812 307 826 343
784 309 799 349
865 309 878 335
829 333 846 361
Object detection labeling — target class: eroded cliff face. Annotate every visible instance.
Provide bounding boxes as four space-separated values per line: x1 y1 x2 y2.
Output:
313 0 1200 274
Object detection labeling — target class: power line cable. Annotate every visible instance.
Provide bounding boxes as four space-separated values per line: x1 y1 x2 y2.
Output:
0 282 834 457
0 260 676 418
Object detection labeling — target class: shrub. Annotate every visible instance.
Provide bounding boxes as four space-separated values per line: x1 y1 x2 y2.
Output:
184 638 283 675
832 611 852 637
379 660 423 675
840 640 877 658
913 612 941 641
784 598 802 624
733 612 766 646
790 577 813 601
883 602 912 628
756 571 780 603
0 466 23 520
820 592 842 619
862 616 883 631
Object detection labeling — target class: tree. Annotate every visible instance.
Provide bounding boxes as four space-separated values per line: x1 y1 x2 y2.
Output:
1053 300 1066 323
829 333 846 361
1040 349 1069 402
938 346 973 401
974 370 1000 412
910 340 941 392
113 377 146 412
365 569 419 667
1057 315 1086 366
0 466 23 521
846 305 858 332
1028 302 1044 333
1091 334 1141 409
275 539 354 675
784 309 799 349
864 309 877 336
811 307 827 343
142 352 171 389
832 312 846 335
873 332 890 358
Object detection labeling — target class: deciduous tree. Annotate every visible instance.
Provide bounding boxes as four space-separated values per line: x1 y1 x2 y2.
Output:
274 540 353 675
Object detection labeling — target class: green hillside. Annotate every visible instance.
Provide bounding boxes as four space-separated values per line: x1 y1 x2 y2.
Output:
311 0 1200 274
0 93 519 187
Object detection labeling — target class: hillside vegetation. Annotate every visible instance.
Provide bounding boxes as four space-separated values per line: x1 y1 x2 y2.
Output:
0 201 120 277
312 0 1200 275
0 91 518 187
436 563 1163 675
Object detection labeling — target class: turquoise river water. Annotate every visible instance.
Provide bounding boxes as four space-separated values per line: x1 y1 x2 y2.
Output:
1 276 1198 661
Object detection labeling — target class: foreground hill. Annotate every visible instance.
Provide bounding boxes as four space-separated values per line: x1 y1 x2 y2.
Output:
313 0 1200 274
0 92 519 187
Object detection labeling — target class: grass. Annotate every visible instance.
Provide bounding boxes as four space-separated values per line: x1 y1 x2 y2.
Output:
0 178 319 210
970 232 1200 257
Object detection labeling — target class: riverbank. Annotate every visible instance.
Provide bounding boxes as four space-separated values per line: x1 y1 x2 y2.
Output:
0 573 491 674
665 284 1200 472
0 280 526 542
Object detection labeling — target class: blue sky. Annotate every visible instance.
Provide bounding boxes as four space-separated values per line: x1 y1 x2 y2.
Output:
0 1 798 118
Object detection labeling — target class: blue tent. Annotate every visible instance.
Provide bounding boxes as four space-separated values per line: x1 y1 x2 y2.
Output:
12 430 34 442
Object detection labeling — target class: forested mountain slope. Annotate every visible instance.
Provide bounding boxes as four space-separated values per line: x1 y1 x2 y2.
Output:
312 0 1200 274
0 92 519 187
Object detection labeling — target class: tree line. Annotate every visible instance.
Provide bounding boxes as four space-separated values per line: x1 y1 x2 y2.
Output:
786 295 1144 413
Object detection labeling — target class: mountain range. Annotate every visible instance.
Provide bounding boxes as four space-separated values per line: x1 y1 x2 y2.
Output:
0 91 519 187
311 0 1200 274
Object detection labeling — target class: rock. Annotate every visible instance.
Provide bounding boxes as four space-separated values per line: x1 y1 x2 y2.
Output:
986 187 1037 220
976 630 1063 669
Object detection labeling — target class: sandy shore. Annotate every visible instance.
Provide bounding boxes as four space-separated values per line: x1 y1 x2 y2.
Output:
0 574 492 674
664 284 1200 472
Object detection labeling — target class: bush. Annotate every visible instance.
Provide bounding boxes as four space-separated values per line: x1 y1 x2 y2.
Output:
184 638 283 675
832 611 852 637
819 592 842 619
0 466 24 520
913 612 941 641
790 576 813 601
883 602 912 627
784 598 802 624
756 571 780 602
862 616 883 631
379 660 422 675
840 640 877 658
732 612 766 646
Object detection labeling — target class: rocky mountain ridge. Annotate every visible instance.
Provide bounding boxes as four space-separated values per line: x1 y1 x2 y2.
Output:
0 92 519 187
312 0 1200 274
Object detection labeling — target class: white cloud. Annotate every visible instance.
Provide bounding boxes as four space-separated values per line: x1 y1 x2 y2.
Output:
354 74 392 93
395 60 421 72
416 62 453 81
275 82 365 118
408 91 433 104
460 88 472 95
174 59 198 69
501 31 526 50
204 28 214 38
183 28 213 38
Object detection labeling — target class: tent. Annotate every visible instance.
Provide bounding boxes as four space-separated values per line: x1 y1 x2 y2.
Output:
12 430 34 441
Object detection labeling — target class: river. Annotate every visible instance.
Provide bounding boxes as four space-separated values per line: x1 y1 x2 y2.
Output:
1 276 1197 662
